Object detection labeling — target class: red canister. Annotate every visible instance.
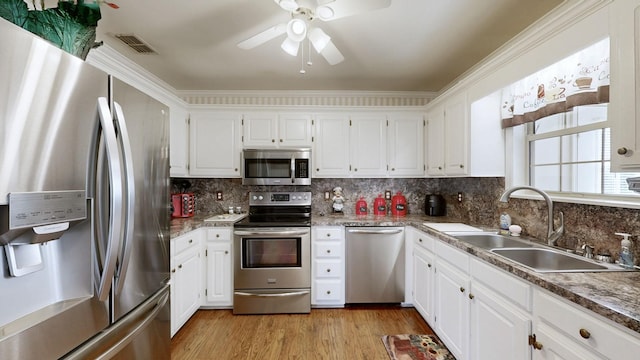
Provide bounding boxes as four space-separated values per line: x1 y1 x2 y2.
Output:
391 191 407 216
355 197 368 215
373 194 386 216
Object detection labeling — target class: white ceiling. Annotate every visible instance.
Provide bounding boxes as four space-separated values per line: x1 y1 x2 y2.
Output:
95 0 563 92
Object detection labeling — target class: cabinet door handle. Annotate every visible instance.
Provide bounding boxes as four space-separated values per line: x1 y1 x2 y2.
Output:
188 239 193 243
225 250 229 254
529 334 543 350
317 168 320 172
271 139 275 143
459 287 465 293
438 166 442 170
618 147 630 155
279 139 283 142
419 238 423 242
579 329 591 339
171 268 176 273
178 264 183 269
459 164 464 168
427 263 432 268
468 293 474 300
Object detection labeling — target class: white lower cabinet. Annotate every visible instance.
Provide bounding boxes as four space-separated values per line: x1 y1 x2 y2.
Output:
202 227 233 307
311 226 345 307
532 288 640 360
170 230 202 337
434 246 470 360
469 258 532 360
412 239 435 323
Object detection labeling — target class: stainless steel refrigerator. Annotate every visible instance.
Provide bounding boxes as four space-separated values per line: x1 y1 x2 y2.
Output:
0 18 170 359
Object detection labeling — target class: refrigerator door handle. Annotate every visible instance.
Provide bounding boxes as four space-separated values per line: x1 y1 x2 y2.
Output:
112 101 136 296
61 284 170 360
95 97 125 301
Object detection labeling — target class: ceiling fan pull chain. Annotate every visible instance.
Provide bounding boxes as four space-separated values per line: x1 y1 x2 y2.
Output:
307 39 313 66
299 41 306 74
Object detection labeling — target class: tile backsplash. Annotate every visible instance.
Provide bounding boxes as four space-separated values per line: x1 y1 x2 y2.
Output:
173 177 640 265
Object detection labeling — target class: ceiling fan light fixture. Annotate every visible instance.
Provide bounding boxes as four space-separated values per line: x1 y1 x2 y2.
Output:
286 18 307 42
277 0 299 12
281 37 300 56
316 5 335 20
308 27 331 53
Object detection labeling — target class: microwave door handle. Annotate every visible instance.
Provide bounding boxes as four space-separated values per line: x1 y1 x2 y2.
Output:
95 97 125 301
112 102 136 296
291 154 295 183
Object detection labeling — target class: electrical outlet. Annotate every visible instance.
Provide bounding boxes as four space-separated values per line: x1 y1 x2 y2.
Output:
457 192 463 203
216 191 223 201
385 190 392 200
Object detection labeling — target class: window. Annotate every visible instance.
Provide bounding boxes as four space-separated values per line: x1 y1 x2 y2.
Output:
527 104 640 196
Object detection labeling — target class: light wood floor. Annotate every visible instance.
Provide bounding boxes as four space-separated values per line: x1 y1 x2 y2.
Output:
171 306 434 360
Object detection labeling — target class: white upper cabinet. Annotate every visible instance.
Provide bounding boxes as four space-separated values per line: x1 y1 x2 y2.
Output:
388 113 425 177
349 114 388 177
189 111 242 177
169 105 189 177
313 114 351 177
242 112 312 148
425 91 504 177
610 0 640 171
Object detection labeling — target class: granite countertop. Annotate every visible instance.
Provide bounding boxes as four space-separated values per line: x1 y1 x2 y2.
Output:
171 213 640 335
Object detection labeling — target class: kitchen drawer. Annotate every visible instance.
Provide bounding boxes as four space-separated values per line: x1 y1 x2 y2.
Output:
174 232 200 254
535 289 640 358
414 233 435 251
314 242 342 258
470 258 531 311
436 241 469 273
313 259 342 278
313 280 343 301
314 227 343 241
207 227 231 241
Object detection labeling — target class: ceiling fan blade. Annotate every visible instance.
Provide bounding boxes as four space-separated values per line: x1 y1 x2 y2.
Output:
237 23 287 50
273 0 299 11
319 40 344 65
318 0 392 21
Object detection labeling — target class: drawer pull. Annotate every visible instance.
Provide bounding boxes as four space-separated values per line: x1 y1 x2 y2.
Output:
468 293 474 300
188 239 193 243
459 287 465 293
171 268 176 273
528 334 543 350
579 329 591 339
427 263 432 268
326 250 331 254
326 268 331 273
216 234 220 238
225 250 229 254
326 290 331 294
419 238 423 242
326 233 331 237
178 264 183 269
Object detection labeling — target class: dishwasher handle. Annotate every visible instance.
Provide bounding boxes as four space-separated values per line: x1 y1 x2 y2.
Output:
346 228 403 235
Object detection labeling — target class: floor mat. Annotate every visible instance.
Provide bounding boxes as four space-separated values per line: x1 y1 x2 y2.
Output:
381 334 456 360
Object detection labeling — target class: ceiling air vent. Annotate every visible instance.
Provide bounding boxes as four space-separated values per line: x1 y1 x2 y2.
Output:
114 34 156 54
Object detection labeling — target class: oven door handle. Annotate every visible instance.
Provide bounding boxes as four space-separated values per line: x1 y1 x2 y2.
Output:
234 290 310 298
234 230 309 236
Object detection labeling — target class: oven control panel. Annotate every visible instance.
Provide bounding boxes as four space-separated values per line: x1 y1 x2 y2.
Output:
249 192 311 206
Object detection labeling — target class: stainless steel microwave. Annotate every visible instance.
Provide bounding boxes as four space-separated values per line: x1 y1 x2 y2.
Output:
242 149 311 185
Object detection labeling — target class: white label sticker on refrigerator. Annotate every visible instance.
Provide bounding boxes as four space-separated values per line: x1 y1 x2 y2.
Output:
8 190 87 229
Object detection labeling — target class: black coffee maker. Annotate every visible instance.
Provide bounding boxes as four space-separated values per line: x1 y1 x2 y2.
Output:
425 194 446 216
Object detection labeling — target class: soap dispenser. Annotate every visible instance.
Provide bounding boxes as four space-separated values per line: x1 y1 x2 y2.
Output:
616 232 635 268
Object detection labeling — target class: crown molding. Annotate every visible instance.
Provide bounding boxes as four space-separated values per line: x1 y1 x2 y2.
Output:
176 90 437 107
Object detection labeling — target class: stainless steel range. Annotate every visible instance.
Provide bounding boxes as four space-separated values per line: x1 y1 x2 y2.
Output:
233 191 311 314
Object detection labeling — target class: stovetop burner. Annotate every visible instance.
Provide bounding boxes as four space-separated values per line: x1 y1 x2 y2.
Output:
234 191 312 228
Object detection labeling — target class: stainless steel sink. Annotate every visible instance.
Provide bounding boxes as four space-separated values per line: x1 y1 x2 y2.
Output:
452 232 536 250
491 248 629 273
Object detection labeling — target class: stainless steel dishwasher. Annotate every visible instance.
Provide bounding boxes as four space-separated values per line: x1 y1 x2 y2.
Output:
345 227 405 303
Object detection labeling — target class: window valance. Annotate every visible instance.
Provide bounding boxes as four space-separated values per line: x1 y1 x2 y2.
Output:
500 38 610 128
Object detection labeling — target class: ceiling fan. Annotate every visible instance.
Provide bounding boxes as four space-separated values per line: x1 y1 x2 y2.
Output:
237 0 392 67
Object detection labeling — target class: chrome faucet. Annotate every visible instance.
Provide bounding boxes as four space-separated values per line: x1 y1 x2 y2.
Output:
499 186 564 246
